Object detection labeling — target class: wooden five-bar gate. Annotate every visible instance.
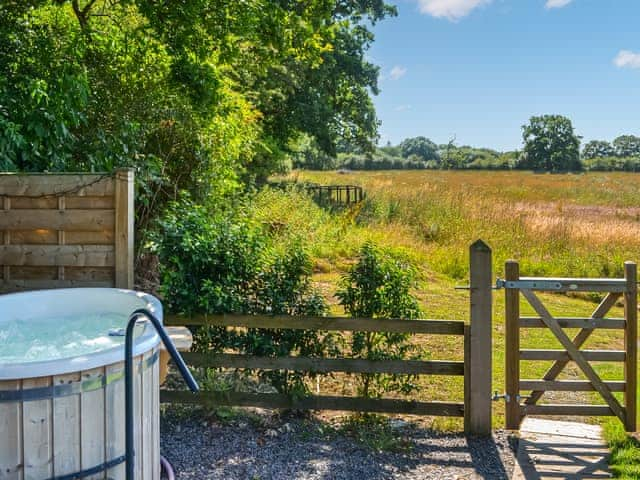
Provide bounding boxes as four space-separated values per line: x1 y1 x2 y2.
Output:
503 261 637 431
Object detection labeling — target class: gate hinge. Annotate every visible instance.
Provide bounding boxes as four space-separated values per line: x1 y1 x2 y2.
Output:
492 391 511 403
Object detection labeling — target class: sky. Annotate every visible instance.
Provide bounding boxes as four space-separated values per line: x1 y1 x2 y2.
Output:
369 0 640 151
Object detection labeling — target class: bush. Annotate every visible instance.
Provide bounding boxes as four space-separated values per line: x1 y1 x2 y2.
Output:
336 242 422 398
156 197 337 395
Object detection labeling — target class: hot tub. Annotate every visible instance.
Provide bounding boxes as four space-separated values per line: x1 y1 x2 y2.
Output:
0 288 162 480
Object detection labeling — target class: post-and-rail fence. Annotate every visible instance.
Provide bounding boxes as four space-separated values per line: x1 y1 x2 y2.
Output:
306 184 364 205
161 241 494 436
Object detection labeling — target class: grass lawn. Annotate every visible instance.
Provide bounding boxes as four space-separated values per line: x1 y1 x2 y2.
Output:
257 170 640 475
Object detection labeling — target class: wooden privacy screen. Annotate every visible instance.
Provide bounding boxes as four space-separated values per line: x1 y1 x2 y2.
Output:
0 169 134 293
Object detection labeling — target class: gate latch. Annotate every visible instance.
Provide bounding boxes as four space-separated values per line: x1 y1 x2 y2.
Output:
492 391 511 403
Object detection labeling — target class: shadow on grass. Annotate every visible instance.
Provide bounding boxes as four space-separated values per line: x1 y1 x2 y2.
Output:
604 420 640 479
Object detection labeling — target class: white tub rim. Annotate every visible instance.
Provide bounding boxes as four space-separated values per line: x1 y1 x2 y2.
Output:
0 288 162 380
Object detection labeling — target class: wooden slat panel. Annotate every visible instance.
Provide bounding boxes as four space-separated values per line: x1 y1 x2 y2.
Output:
519 317 625 329
22 376 53 479
106 362 125 480
9 197 57 209
160 390 465 416
64 267 115 282
0 174 114 196
0 279 113 292
505 260 521 430
10 266 58 280
53 373 81 477
142 351 153 480
65 196 114 209
181 352 465 376
523 404 615 416
520 350 626 361
65 231 114 245
7 229 58 244
0 245 115 267
517 276 628 293
520 380 626 392
0 209 115 231
0 381 22 480
81 367 105 480
164 314 465 335
624 262 637 431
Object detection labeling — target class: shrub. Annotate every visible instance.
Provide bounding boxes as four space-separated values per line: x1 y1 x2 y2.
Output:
156 196 336 395
336 242 422 398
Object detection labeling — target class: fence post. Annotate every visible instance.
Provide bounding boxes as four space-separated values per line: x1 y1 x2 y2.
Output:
505 260 520 430
114 168 135 289
465 240 492 435
624 261 637 432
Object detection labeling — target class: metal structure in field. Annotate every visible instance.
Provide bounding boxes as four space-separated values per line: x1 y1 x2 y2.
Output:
307 184 364 205
0 168 134 292
502 261 637 432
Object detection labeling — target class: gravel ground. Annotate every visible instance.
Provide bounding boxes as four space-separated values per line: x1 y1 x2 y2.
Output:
161 408 517 479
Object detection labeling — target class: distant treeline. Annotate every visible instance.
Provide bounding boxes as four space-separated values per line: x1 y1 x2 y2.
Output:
292 116 640 172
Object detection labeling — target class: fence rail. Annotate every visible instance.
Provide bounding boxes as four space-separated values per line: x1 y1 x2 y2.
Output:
307 184 364 204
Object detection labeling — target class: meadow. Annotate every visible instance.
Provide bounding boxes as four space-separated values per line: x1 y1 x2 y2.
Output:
258 170 640 430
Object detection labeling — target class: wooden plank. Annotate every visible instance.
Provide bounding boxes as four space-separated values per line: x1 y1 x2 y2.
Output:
114 168 134 289
517 277 628 293
520 350 626 361
10 266 58 280
64 196 115 209
519 317 625 329
624 262 637 432
141 351 153 480
58 196 66 281
523 404 615 416
0 279 113 292
22 376 53 479
0 381 22 480
160 390 465 416
505 260 521 430
463 325 471 433
467 239 492 436
0 173 114 196
180 352 465 376
8 196 57 209
164 314 465 335
520 380 626 392
65 231 115 245
80 367 105 480
0 245 115 267
6 229 58 244
3 197 9 282
64 267 115 282
0 209 115 231
526 293 621 406
105 362 125 480
521 289 627 424
52 372 81 477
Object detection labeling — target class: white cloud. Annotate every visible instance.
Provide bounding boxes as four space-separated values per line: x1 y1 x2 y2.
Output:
394 104 412 112
390 65 407 80
417 0 492 21
614 50 640 69
545 0 573 9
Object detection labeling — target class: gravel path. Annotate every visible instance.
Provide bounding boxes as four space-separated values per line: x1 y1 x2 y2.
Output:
161 408 517 479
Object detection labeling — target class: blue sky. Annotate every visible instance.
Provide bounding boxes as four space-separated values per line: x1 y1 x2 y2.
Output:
369 0 640 151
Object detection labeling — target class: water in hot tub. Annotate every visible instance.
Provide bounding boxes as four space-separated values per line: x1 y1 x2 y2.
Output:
0 312 145 363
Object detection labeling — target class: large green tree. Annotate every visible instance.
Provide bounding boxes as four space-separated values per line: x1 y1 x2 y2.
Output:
520 115 581 172
613 135 640 158
582 140 615 159
399 136 439 161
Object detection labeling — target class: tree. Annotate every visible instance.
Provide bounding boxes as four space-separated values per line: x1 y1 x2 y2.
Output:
399 136 439 161
520 115 581 171
613 135 640 158
582 140 615 159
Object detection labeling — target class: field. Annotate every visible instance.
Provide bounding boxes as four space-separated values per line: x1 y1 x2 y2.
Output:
257 170 640 430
